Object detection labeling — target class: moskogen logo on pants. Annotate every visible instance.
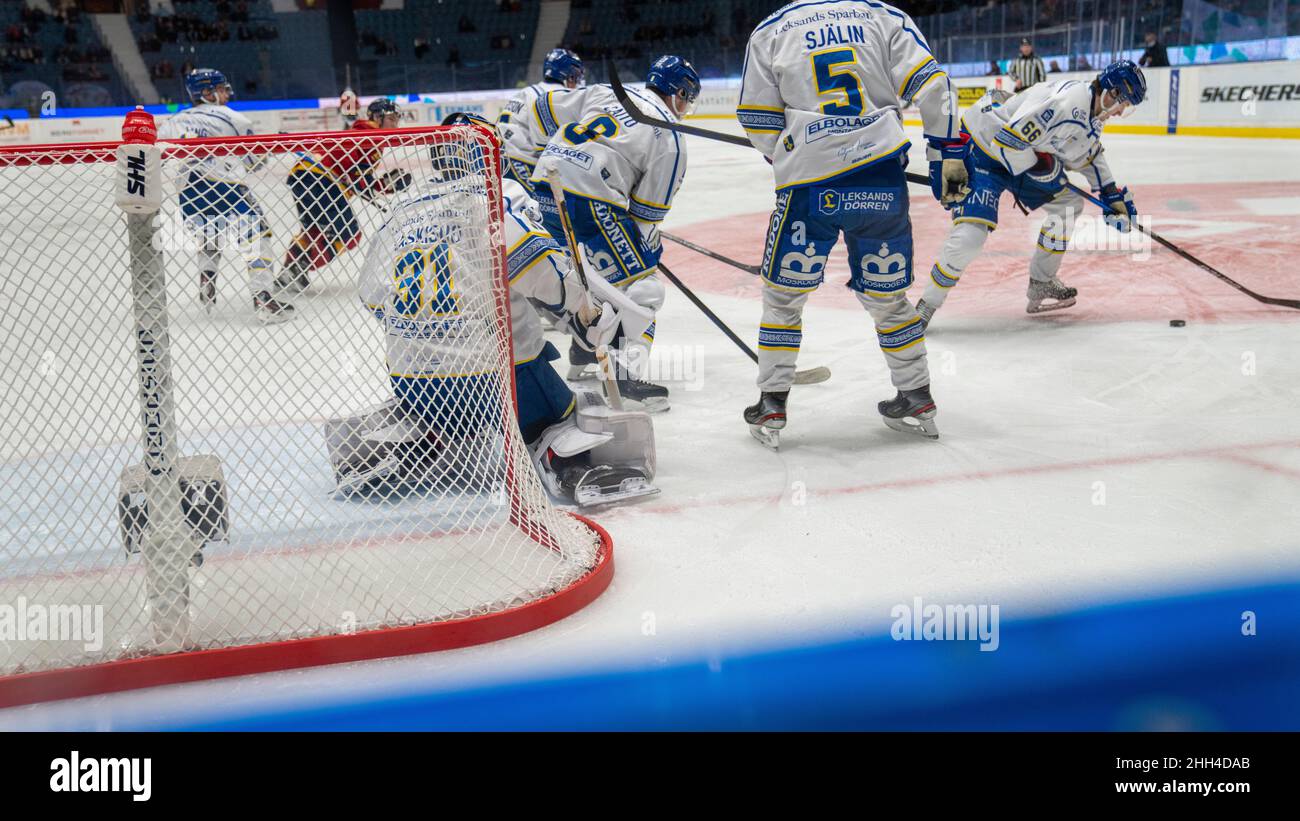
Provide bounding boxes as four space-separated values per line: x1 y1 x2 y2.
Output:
50 751 152 801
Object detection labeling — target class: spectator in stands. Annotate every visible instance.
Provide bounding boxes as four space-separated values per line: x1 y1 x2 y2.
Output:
447 46 461 68
458 15 477 33
1139 31 1169 68
1008 37 1046 92
987 60 1001 76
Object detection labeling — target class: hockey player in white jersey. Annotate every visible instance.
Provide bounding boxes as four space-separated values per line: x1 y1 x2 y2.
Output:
156 68 293 324
916 60 1146 322
497 48 584 193
336 113 659 507
524 55 700 411
736 1 966 447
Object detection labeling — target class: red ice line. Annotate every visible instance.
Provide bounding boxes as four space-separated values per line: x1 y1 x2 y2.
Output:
605 437 1300 518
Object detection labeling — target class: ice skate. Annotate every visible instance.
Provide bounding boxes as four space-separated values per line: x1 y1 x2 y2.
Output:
614 377 670 413
273 262 310 295
744 391 788 450
199 270 217 313
878 385 939 439
1026 276 1077 314
567 339 598 380
253 290 296 325
565 463 659 508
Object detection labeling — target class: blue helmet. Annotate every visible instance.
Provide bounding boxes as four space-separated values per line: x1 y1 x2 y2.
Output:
646 55 701 103
1097 59 1146 106
542 48 584 85
185 68 231 104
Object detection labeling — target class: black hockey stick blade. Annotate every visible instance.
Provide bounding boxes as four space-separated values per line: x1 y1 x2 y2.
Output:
657 261 830 385
1067 182 1300 311
662 231 760 276
607 61 753 147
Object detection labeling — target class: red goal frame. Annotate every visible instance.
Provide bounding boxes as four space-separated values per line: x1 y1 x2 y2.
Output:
0 126 616 709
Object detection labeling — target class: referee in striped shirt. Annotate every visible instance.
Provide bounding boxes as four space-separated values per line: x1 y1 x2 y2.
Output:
1009 38 1047 92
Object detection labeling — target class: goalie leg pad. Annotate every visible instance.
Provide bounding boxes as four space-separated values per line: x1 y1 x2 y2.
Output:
325 397 479 497
528 389 659 507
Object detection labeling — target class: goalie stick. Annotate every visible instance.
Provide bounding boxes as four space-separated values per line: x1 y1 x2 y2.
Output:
545 165 624 409
606 62 1300 312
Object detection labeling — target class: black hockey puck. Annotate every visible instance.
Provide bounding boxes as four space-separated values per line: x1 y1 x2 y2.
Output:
1170 319 1186 327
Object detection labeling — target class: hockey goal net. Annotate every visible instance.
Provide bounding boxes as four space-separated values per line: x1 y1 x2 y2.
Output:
0 122 611 707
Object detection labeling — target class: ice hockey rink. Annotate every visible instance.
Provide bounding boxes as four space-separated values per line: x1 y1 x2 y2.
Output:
2 120 1298 730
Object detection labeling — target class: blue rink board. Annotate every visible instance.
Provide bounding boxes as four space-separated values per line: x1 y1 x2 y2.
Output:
163 578 1300 731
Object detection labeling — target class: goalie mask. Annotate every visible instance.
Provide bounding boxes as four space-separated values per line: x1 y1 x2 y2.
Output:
433 111 505 180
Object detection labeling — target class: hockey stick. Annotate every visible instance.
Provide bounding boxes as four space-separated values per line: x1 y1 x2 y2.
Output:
545 166 624 409
657 261 831 385
610 63 1299 312
1066 181 1300 311
607 62 934 188
662 231 760 276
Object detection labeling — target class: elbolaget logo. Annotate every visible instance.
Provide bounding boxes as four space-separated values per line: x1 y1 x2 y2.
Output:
806 112 882 143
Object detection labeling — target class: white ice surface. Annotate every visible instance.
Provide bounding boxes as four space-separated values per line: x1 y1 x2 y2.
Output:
3 124 1299 730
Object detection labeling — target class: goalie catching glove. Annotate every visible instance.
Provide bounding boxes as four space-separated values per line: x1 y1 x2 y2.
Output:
1099 183 1137 233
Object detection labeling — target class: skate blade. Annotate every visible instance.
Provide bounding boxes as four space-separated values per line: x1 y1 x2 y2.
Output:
882 414 940 439
567 365 598 381
749 424 781 451
574 476 660 508
254 309 295 326
623 396 670 414
1026 297 1077 314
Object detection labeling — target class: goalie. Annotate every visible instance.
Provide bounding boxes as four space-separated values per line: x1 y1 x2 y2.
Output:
276 98 413 293
328 113 659 508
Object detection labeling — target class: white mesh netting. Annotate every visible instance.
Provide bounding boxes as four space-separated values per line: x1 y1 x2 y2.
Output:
0 125 607 685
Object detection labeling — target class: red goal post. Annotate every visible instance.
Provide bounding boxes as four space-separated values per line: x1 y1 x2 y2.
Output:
0 121 613 708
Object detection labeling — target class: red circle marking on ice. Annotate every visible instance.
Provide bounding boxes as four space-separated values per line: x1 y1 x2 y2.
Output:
663 181 1300 324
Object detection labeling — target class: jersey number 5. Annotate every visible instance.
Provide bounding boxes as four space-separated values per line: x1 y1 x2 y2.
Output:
812 49 864 116
562 114 619 145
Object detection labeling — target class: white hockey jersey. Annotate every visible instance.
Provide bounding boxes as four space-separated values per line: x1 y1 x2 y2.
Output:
525 84 687 225
962 79 1116 190
156 103 258 184
359 177 585 374
497 81 567 169
737 0 959 190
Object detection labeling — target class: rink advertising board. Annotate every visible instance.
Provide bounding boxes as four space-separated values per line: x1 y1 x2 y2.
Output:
1 63 1297 146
